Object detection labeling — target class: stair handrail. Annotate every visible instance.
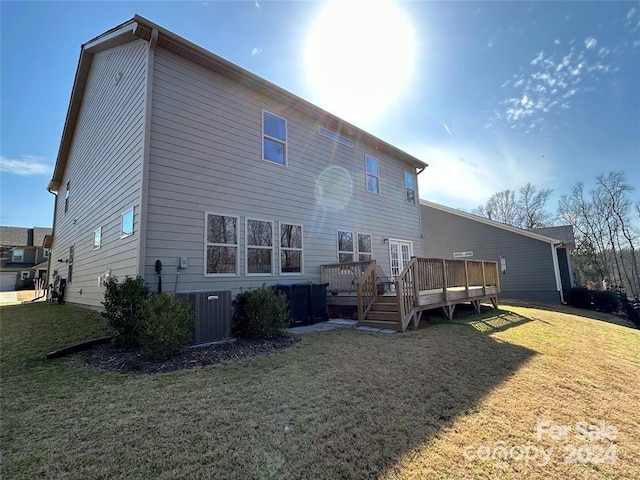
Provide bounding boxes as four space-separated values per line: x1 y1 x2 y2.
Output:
356 260 378 321
395 257 417 331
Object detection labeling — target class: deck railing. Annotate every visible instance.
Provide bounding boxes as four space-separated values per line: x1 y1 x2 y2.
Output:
321 260 375 294
395 258 417 331
356 261 378 322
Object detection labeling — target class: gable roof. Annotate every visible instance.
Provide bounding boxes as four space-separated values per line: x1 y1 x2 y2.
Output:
48 15 428 193
420 200 567 245
0 227 53 247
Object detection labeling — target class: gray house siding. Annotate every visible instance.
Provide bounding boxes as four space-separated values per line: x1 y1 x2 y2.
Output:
48 40 148 307
421 204 561 303
143 49 423 294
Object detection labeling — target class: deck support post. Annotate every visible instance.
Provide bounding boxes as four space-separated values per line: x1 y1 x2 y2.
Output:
490 296 499 309
441 259 448 302
472 300 481 313
441 304 455 320
464 260 470 297
481 262 487 296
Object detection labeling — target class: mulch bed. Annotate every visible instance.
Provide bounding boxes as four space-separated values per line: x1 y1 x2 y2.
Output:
81 335 300 374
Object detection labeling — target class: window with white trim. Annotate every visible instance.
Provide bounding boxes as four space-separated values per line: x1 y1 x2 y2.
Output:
280 223 303 274
262 110 287 165
318 126 353 148
43 249 49 259
404 172 416 205
12 248 24 262
206 213 239 275
121 208 134 237
365 155 379 194
21 271 30 281
337 230 354 263
94 227 102 250
65 182 70 213
246 219 274 275
357 233 372 261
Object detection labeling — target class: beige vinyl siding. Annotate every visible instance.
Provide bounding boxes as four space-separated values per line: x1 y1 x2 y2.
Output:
144 48 422 294
421 204 560 303
49 40 148 307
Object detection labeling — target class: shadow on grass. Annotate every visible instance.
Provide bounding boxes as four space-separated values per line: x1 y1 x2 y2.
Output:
501 299 638 329
2 303 539 480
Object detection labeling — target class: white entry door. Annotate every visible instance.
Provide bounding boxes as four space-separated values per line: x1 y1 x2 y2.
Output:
389 240 413 278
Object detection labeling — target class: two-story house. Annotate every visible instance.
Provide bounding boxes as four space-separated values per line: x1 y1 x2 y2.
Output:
0 226 52 291
46 16 428 311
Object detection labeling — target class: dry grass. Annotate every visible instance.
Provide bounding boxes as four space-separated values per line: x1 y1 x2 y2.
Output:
1 302 638 479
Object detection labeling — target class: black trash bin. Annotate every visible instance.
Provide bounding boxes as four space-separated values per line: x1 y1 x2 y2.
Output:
275 284 310 327
308 283 329 324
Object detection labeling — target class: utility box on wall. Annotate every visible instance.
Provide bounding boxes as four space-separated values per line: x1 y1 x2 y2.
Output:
176 290 232 345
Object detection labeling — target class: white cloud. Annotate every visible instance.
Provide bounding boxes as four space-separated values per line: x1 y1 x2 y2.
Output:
255 1 260 8
0 156 51 176
626 7 636 21
443 123 452 136
554 39 561 45
251 47 262 56
531 51 544 65
584 37 598 49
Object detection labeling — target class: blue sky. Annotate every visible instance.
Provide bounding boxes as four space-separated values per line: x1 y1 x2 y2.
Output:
1 1 639 228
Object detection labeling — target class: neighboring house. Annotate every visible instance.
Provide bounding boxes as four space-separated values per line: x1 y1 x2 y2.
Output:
0 227 52 291
420 201 575 303
46 16 428 309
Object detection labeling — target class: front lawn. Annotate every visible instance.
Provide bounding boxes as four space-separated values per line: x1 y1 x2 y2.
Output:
1 302 638 479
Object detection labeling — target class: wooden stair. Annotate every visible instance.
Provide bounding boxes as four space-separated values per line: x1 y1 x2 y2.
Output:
358 296 402 331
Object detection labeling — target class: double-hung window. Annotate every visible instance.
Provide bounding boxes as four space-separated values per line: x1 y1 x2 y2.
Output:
12 248 24 262
337 230 354 263
405 172 416 205
280 223 303 274
246 219 274 275
365 155 379 194
357 233 372 261
262 111 287 165
206 213 239 275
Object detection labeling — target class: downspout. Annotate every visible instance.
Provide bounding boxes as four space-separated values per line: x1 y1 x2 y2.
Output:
551 241 566 304
136 28 158 284
46 184 59 300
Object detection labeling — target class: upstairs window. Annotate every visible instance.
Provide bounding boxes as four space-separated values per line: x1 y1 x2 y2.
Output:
43 249 49 259
280 223 303 274
262 110 287 165
365 155 379 194
65 182 70 213
206 213 239 275
121 208 134 237
12 249 24 262
318 126 353 148
337 230 354 263
94 227 102 250
357 233 372 261
404 172 416 205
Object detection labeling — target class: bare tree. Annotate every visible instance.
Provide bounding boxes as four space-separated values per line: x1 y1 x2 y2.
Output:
473 184 552 229
474 189 520 225
518 182 553 229
557 172 640 298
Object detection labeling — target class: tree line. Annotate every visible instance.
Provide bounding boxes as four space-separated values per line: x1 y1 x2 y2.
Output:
471 172 639 299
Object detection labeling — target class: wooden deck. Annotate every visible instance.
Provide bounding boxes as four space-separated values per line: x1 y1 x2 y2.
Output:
321 258 500 332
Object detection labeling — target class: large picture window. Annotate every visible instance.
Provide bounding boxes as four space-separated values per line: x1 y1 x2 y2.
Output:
337 230 354 263
206 213 239 275
263 110 287 165
280 223 303 274
246 219 274 275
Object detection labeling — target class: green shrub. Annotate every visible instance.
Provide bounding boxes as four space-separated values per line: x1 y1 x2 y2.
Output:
593 290 620 313
140 293 197 360
567 287 592 309
232 285 289 339
101 276 150 346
